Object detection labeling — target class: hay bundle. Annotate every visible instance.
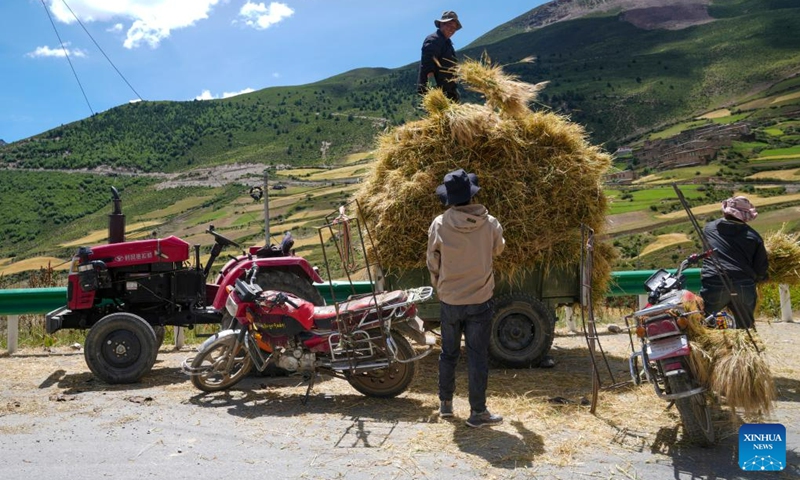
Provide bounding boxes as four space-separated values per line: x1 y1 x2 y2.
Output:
685 315 776 415
357 58 613 289
764 224 800 285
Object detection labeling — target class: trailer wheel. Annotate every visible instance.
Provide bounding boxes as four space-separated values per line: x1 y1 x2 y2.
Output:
84 313 158 384
488 293 555 368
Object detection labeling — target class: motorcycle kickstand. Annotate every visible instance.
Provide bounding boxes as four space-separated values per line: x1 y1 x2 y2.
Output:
301 372 317 406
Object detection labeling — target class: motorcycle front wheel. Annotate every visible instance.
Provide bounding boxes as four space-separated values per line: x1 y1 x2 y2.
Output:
345 332 416 398
668 374 715 446
191 336 253 392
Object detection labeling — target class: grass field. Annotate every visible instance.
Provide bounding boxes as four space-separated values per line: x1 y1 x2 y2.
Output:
606 185 704 215
747 168 800 180
0 256 71 276
634 165 719 183
760 145 800 157
648 120 710 140
59 220 164 247
639 233 692 257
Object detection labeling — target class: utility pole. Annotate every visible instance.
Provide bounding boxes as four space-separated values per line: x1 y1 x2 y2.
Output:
263 169 270 245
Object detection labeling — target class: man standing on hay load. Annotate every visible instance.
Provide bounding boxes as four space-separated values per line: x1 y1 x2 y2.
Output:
700 196 769 329
427 169 505 428
417 11 461 102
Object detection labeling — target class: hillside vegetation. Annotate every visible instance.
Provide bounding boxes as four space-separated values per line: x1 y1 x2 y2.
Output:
1 0 800 281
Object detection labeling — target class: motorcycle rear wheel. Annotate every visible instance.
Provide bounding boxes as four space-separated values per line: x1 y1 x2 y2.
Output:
668 374 715 446
191 337 253 392
345 332 415 398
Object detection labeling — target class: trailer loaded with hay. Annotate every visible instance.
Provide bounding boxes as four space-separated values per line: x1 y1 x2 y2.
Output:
356 58 614 368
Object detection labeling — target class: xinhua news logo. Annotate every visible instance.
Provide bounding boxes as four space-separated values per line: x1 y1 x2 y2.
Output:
739 423 786 471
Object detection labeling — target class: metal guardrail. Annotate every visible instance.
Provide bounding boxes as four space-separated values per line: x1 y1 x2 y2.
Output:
609 268 701 296
3 271 792 353
0 281 375 353
0 281 375 317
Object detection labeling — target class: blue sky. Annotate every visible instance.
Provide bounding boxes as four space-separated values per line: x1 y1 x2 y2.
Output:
0 0 544 144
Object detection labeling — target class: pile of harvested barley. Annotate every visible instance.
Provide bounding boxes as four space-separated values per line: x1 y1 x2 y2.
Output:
356 58 613 292
683 295 776 416
764 225 800 285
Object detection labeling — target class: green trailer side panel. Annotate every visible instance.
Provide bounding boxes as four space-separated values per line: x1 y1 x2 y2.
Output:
384 264 581 322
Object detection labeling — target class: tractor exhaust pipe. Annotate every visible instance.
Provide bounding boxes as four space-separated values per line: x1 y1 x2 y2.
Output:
108 186 125 244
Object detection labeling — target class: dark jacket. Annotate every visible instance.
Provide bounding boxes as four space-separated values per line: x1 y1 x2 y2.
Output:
701 218 769 283
417 29 458 101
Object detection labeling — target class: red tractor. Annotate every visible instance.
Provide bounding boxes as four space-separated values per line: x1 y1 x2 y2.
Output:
47 187 324 384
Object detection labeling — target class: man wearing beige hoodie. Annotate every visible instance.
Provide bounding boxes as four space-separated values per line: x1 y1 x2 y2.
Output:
427 169 505 428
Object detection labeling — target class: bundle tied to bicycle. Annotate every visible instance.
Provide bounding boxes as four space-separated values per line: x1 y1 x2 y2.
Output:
355 56 615 299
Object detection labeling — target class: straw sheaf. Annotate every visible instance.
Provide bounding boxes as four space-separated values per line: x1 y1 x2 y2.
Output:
686 322 776 416
764 224 800 285
456 57 549 118
356 58 613 291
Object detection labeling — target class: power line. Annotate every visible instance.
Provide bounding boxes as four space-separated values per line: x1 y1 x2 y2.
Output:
40 0 94 116
59 0 143 101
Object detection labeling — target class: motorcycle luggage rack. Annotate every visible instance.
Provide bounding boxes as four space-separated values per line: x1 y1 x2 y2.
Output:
316 200 433 370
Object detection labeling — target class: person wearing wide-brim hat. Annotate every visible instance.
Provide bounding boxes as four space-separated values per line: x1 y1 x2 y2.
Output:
427 168 505 428
417 11 462 102
700 196 769 329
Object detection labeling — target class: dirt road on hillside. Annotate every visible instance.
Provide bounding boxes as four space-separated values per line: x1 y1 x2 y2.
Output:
1 321 798 479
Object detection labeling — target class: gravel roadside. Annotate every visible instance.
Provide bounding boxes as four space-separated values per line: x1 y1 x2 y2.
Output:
1 322 798 479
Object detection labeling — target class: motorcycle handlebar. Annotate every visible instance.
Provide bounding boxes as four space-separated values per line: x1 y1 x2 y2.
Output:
268 292 299 309
686 248 715 265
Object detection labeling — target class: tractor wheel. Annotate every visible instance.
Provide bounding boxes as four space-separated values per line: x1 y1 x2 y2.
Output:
219 270 323 331
152 326 166 362
84 313 158 384
252 270 325 376
255 270 325 306
488 293 555 368
153 326 166 349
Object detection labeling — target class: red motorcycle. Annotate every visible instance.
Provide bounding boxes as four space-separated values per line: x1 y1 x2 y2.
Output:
183 265 434 400
626 250 734 446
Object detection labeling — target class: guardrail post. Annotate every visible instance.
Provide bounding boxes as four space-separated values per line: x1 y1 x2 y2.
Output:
779 284 794 323
638 295 648 310
175 327 185 349
7 315 19 354
563 305 578 333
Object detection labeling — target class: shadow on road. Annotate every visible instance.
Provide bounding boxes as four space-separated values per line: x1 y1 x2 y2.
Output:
451 419 543 469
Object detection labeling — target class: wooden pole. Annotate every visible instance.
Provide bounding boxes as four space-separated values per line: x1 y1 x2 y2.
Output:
264 170 270 245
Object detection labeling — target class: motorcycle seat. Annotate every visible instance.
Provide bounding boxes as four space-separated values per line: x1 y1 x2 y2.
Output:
313 290 407 328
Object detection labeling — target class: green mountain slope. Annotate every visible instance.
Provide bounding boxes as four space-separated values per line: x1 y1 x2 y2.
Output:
1 0 800 272
2 0 798 170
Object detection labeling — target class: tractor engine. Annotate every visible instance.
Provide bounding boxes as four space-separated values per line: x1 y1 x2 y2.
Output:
67 236 205 315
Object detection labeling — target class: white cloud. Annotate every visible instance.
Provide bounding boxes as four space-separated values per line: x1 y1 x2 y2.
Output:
239 2 294 30
47 0 222 49
223 88 255 98
26 43 87 58
107 23 124 33
272 72 280 78
195 90 216 100
196 87 256 100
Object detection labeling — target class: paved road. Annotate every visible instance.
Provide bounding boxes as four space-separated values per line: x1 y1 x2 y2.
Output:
2 324 798 479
